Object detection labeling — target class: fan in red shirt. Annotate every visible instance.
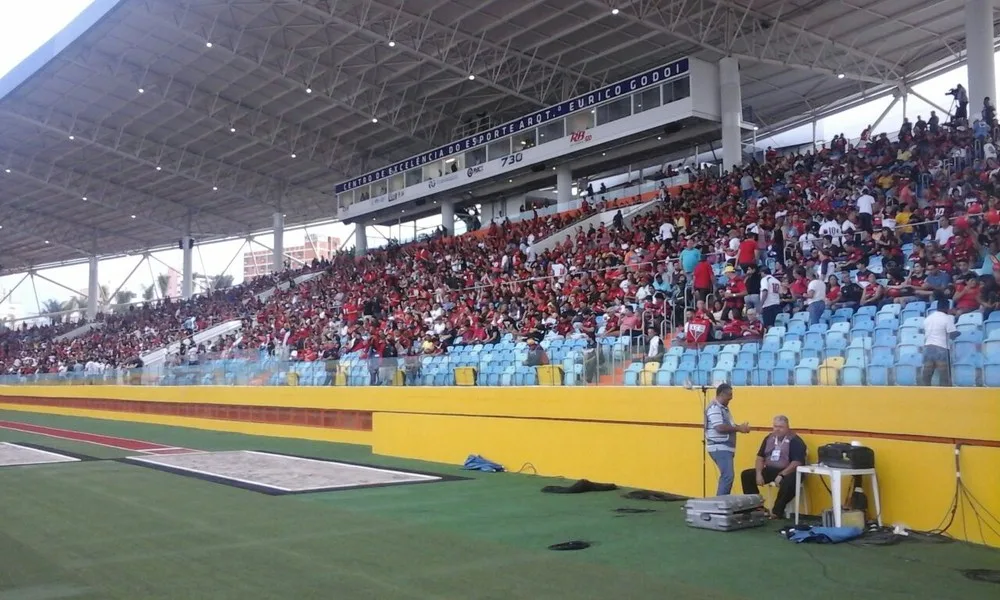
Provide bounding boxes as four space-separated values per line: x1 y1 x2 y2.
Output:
721 266 747 320
737 233 758 269
685 310 713 345
692 256 715 302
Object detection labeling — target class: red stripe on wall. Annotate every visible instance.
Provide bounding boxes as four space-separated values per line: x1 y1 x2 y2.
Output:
0 396 372 432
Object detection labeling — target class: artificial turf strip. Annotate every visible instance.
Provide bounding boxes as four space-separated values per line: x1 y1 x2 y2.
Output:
0 410 998 600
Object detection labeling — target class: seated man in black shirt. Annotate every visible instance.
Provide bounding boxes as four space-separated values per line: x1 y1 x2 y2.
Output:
740 415 808 519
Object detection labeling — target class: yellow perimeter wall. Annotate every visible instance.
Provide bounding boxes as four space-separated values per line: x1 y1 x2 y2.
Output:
1 385 998 547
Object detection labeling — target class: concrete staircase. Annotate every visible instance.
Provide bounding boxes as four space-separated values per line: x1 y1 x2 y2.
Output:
139 319 243 367
256 270 327 303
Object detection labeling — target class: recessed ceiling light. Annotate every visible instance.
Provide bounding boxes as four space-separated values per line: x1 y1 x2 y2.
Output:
44 240 49 244
389 41 397 48
130 214 136 219
508 179 512 183
205 41 213 48
602 152 606 156
82 196 87 201
290 153 297 158
468 74 476 81
305 86 312 94
282 213 286 217
657 136 662 140
155 166 162 171
753 126 760 131
68 135 75 140
3 169 9 174
138 87 144 94
837 73 845 79
371 117 378 123
552 167 556 170
230 126 236 133
212 186 218 191
611 8 620 15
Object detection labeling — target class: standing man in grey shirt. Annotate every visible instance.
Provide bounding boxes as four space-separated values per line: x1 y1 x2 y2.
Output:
704 383 750 496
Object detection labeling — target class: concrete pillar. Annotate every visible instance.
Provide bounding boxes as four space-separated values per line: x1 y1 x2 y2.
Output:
272 212 284 273
556 165 573 205
966 0 996 118
355 224 368 256
719 57 743 172
441 199 455 236
86 255 99 320
181 233 193 300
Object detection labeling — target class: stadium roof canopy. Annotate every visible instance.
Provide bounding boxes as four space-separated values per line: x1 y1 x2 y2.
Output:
0 0 992 271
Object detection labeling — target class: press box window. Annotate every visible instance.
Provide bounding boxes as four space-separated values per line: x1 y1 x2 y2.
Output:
537 118 564 145
633 87 661 114
488 138 511 160
662 77 690 103
596 96 631 125
466 147 487 167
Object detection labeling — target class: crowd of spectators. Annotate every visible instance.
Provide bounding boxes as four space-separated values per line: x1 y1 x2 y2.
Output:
2 92 1000 377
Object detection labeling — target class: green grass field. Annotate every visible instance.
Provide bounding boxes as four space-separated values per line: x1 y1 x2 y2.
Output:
0 409 997 600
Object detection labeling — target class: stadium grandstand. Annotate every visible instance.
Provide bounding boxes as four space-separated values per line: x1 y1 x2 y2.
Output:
0 1 998 598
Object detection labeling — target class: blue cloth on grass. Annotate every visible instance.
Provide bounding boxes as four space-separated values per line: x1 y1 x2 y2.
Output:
463 454 504 472
787 526 863 544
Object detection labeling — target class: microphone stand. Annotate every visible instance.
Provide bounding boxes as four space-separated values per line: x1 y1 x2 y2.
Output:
700 384 709 498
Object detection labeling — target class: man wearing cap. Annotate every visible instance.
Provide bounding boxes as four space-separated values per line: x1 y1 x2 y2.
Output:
523 338 549 366
721 266 747 321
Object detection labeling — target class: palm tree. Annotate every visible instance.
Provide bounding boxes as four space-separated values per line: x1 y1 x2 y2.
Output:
99 284 112 309
208 274 234 291
41 299 64 324
141 284 155 302
64 296 87 321
156 273 170 298
114 290 136 309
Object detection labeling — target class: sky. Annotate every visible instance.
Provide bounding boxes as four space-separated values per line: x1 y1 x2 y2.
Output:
0 2 988 322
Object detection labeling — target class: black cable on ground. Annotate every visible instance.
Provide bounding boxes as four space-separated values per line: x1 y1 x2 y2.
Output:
621 490 687 502
512 462 537 475
548 540 591 551
960 569 1000 584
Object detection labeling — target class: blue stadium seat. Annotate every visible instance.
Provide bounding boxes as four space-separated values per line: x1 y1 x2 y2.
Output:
771 367 791 385
736 352 756 370
957 312 984 327
866 365 890 385
730 369 749 386
984 361 1000 387
710 368 731 385
841 366 864 385
794 358 820 386
952 363 978 387
894 364 919 386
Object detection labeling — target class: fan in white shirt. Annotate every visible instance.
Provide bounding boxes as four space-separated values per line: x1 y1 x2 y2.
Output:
819 219 843 246
798 232 818 253
934 224 954 245
856 192 875 215
658 222 676 241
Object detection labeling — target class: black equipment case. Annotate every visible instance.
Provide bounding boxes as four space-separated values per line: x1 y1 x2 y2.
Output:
818 443 875 469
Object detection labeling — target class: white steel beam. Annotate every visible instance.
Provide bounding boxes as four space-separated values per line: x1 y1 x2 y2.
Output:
0 106 285 210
